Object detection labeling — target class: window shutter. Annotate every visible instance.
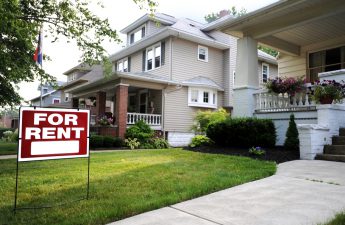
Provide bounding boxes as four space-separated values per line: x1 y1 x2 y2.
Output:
141 27 145 38
128 57 131 72
161 41 165 65
142 50 146 71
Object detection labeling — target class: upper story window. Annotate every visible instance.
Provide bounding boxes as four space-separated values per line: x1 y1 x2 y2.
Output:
68 73 77 82
188 87 217 109
262 63 269 83
42 87 48 94
65 93 70 102
117 58 128 72
308 45 345 82
198 45 208 62
129 25 146 45
146 43 161 71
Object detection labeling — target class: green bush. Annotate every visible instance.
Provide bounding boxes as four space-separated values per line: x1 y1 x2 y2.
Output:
126 120 154 144
0 128 14 139
207 117 276 147
189 135 212 148
103 136 114 148
113 137 124 147
139 142 154 149
125 138 140 150
192 108 228 133
151 138 169 149
2 130 13 142
284 114 299 152
90 135 104 148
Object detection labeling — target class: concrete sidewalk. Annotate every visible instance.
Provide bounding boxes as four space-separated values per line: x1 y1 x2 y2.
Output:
109 160 345 225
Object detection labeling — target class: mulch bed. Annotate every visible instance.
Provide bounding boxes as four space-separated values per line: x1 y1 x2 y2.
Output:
183 146 299 164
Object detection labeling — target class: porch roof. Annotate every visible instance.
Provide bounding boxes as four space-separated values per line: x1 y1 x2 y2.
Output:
181 76 224 91
206 0 345 56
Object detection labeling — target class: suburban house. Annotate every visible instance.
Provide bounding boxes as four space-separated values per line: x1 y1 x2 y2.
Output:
30 81 66 107
208 0 345 160
61 13 277 146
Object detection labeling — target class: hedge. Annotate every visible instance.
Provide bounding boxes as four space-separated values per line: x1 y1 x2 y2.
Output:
90 135 124 149
206 117 276 147
0 128 15 139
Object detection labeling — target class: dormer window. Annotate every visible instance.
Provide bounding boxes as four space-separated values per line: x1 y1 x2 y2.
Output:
117 58 128 72
67 73 77 82
129 25 146 44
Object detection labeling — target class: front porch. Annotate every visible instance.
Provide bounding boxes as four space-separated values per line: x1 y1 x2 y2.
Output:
75 85 163 138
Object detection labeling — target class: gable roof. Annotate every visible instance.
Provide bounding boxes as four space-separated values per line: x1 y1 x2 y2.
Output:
120 13 177 33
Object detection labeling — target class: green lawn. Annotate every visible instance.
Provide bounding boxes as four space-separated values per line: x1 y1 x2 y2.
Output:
0 141 17 155
323 212 345 225
0 149 276 225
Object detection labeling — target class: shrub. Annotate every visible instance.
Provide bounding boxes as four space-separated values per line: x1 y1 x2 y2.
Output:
125 138 140 150
113 137 124 147
191 108 228 133
0 128 15 139
126 120 154 144
90 135 104 148
139 143 154 149
284 114 299 152
189 135 212 148
2 130 13 142
249 146 266 156
207 117 276 147
151 138 169 149
103 136 114 148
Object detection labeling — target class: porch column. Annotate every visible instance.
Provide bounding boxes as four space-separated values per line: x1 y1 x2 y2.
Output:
71 97 79 108
115 84 128 138
95 91 106 116
233 36 260 117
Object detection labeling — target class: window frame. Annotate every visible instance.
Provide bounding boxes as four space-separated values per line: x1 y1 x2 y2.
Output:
188 87 217 109
52 98 60 104
198 45 209 62
64 93 70 102
145 43 161 71
117 58 128 72
128 24 146 45
262 63 270 83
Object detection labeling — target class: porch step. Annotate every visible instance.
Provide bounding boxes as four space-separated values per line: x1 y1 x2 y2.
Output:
324 145 345 155
315 154 345 163
332 136 345 145
339 128 345 137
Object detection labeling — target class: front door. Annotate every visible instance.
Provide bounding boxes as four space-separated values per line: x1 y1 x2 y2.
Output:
139 92 147 113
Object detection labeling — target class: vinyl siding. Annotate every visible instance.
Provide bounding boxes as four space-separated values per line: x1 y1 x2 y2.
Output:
258 61 279 86
146 21 166 35
164 86 224 132
171 38 224 85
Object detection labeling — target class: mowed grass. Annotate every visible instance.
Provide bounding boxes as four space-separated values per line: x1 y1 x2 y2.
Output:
0 141 17 155
0 149 276 225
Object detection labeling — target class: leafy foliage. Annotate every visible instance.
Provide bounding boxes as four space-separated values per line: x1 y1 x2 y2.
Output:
189 135 212 148
1 129 18 143
312 80 345 103
265 76 305 96
207 117 276 147
125 138 140 150
258 45 278 57
204 7 247 23
126 120 154 144
0 128 15 138
90 135 123 149
0 0 157 107
249 146 266 156
284 114 299 152
191 108 228 133
151 138 169 149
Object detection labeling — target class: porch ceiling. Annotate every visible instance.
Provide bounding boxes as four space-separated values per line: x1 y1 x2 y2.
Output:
216 0 345 56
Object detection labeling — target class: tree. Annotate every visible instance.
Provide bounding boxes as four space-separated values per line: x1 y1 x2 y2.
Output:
204 7 278 58
204 7 247 23
284 114 300 152
0 0 157 107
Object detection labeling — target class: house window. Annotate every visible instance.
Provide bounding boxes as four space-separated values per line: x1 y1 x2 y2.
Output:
68 73 77 82
64 93 70 102
188 87 217 108
52 98 60 104
198 45 208 62
129 25 146 44
262 64 269 83
308 45 345 82
117 58 128 72
146 43 161 71
42 88 48 94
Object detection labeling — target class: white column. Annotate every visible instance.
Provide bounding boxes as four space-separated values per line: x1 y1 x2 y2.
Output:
233 36 259 117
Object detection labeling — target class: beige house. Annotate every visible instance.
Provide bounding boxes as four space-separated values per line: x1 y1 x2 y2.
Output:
62 13 277 146
209 0 345 160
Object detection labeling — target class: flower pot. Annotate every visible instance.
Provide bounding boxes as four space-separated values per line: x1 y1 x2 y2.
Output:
320 97 333 104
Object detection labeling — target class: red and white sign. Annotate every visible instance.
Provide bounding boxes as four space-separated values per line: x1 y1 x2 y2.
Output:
18 107 90 162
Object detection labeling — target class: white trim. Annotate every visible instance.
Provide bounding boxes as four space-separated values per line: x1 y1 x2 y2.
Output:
145 42 161 71
188 87 217 109
64 93 70 102
139 89 148 113
232 71 236 87
52 98 61 104
197 45 208 62
116 57 129 72
262 63 269 83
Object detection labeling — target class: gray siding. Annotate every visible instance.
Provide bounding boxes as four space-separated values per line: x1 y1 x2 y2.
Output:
31 90 62 107
146 21 166 35
258 61 279 86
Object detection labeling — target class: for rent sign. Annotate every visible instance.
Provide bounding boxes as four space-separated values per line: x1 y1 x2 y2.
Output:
18 107 90 161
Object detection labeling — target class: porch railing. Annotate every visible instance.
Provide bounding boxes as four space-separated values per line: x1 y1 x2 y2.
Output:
127 113 162 126
254 90 316 113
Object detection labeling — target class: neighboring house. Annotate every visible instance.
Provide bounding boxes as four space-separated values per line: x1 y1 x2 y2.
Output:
208 0 345 159
62 13 277 146
30 81 66 107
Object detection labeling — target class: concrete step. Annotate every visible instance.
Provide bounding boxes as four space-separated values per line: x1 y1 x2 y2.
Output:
332 136 345 145
315 154 345 162
324 145 345 155
339 128 345 136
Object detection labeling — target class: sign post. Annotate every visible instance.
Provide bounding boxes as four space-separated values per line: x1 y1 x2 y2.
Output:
14 106 90 212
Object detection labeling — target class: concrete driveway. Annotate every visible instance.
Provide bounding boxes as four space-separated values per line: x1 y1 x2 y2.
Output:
109 160 345 225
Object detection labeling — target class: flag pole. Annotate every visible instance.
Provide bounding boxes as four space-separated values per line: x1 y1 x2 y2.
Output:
37 27 43 107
